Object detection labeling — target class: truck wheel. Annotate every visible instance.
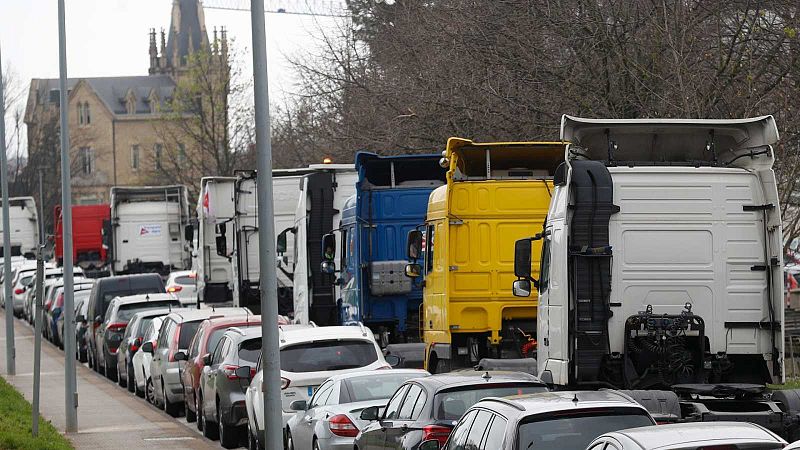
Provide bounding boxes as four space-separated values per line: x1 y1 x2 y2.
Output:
771 389 800 440
618 390 681 423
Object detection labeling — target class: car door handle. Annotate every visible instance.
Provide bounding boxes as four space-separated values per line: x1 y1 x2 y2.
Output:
304 416 312 424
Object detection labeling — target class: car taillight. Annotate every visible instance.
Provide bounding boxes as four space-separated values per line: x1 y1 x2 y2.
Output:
130 337 142 353
167 285 183 293
14 288 24 295
329 414 359 437
422 425 452 445
107 323 127 332
222 365 241 380
281 377 290 389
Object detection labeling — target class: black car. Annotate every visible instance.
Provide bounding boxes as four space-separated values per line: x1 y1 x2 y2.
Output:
93 293 178 381
116 307 173 392
84 273 165 373
353 371 547 450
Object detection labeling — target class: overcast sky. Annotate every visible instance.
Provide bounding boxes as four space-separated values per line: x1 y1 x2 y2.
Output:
0 0 345 149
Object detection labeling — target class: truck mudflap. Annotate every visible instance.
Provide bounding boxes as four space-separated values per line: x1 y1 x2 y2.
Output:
475 358 538 376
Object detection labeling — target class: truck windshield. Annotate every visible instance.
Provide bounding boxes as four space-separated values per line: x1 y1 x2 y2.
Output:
516 408 654 449
435 384 547 420
280 340 378 372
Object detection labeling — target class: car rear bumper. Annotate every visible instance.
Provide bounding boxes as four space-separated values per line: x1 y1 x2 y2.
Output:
316 435 357 450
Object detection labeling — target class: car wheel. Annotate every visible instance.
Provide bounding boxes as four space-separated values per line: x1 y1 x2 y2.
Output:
285 429 294 450
163 384 180 417
134 370 144 398
105 357 118 382
218 402 240 449
146 378 155 404
312 438 321 450
117 364 126 388
126 366 135 393
185 392 196 423
201 394 218 440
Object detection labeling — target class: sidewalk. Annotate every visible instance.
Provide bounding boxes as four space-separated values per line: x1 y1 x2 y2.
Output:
0 309 217 449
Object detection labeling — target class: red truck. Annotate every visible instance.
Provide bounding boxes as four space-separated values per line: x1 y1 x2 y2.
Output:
54 204 110 274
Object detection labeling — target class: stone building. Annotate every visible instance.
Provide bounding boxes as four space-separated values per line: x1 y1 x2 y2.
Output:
23 0 228 205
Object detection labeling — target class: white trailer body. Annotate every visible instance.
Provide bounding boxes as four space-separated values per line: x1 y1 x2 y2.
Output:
195 177 236 304
0 197 39 258
519 116 784 389
292 165 357 326
109 186 190 275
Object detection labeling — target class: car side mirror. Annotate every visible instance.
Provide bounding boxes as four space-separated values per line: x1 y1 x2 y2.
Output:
174 351 187 361
75 314 85 323
419 441 441 450
407 230 423 261
360 405 380 421
235 365 252 380
321 233 336 262
321 260 336 275
404 263 421 278
202 353 212 366
141 341 154 354
289 400 307 411
512 279 532 298
94 315 102 325
384 354 401 368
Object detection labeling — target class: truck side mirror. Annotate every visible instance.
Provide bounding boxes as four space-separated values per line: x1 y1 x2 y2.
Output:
513 279 532 297
216 222 227 236
407 230 423 261
321 261 336 274
404 263 421 278
514 238 533 279
184 224 193 242
276 228 289 255
321 233 336 262
215 235 227 257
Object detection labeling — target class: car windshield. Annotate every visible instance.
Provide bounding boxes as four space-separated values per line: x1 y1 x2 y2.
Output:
435 384 548 420
102 288 162 312
175 275 195 285
20 275 33 286
178 320 202 349
207 328 227 353
118 301 178 322
136 317 155 337
516 409 654 449
280 340 378 372
238 338 262 364
347 374 426 402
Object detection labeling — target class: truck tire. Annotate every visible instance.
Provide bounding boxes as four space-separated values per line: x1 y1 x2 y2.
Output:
771 389 800 440
618 390 681 423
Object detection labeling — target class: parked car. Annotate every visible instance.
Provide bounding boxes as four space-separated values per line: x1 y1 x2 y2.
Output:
165 270 197 306
145 307 251 416
133 316 164 401
245 324 399 450
10 262 37 317
182 315 262 425
116 307 174 392
586 422 786 450
95 293 182 381
286 369 430 450
420 390 656 450
47 280 94 346
353 371 548 450
195 327 263 447
85 273 165 373
27 267 86 325
70 290 92 362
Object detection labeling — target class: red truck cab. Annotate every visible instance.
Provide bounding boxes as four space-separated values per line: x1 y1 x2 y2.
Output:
54 204 110 271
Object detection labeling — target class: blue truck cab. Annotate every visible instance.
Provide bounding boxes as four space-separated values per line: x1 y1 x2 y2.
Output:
330 152 446 344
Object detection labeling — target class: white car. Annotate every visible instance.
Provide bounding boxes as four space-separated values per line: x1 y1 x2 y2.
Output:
244 324 396 450
587 422 786 450
787 439 800 449
132 315 164 402
165 270 198 306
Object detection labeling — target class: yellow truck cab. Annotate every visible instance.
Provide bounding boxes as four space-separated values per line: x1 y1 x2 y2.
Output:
405 138 566 373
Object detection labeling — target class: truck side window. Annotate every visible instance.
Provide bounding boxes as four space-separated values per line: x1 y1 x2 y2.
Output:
425 225 435 273
539 236 551 292
340 229 348 269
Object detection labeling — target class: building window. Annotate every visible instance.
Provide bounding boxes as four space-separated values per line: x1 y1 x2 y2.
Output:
131 145 140 170
84 102 91 124
80 147 94 175
154 143 163 170
126 97 136 115
77 103 84 125
177 143 186 164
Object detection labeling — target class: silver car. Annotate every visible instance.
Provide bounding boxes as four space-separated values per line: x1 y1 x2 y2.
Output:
286 369 429 450
586 421 786 450
148 307 250 416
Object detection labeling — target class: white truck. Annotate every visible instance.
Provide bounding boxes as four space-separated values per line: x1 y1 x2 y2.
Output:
107 186 191 275
193 177 236 305
0 197 39 258
513 116 800 437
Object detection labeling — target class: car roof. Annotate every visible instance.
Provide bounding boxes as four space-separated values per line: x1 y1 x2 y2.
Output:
409 371 544 391
605 422 784 448
474 390 646 416
279 324 375 345
128 307 174 321
327 369 430 383
96 273 162 285
112 293 181 305
223 326 263 340
168 270 194 278
202 315 262 330
165 307 251 323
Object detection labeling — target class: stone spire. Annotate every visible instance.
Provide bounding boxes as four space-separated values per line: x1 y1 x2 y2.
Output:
164 0 210 70
148 28 158 74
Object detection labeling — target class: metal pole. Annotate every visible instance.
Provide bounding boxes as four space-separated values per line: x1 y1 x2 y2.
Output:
32 247 44 437
249 1 282 448
38 170 44 245
0 45 15 376
57 0 77 432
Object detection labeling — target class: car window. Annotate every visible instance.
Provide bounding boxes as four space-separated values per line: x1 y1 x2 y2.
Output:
447 410 478 450
516 409 654 450
310 381 333 408
464 410 492 449
213 337 228 365
178 320 202 350
383 385 409 420
482 414 507 449
104 302 116 322
345 373 424 403
118 301 178 322
175 275 195 285
587 443 607 450
238 338 261 364
411 389 428 420
189 327 204 358
279 339 378 372
434 384 547 420
398 384 423 420
157 320 173 347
